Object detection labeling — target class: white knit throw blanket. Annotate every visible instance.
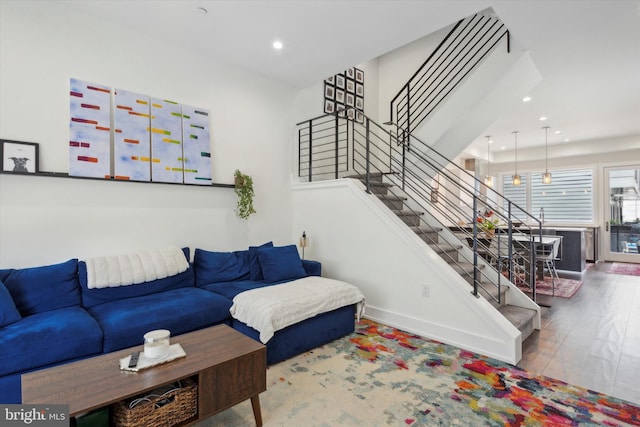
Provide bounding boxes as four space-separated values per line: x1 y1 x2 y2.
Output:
230 276 366 343
84 247 189 289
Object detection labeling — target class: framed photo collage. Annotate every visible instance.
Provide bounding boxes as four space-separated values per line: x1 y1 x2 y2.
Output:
324 67 364 123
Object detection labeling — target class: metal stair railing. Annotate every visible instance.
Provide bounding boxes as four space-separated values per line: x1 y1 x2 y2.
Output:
389 12 509 137
298 113 350 182
297 112 543 305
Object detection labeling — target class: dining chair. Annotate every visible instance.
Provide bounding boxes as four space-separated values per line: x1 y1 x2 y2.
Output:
536 240 560 296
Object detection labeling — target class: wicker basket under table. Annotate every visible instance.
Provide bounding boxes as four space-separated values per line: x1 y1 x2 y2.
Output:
112 378 198 427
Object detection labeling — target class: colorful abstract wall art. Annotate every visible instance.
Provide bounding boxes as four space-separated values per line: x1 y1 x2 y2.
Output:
114 89 151 181
150 98 184 183
182 105 212 185
69 78 111 178
68 78 212 184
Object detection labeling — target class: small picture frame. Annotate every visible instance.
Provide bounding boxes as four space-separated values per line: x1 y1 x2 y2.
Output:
346 79 355 94
325 75 334 84
346 93 355 107
335 74 345 89
324 83 335 100
1 139 39 174
335 88 345 104
354 67 364 83
355 96 364 111
324 99 335 114
346 68 355 79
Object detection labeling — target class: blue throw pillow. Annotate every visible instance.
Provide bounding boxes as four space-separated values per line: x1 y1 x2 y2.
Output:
0 280 21 327
248 241 273 280
3 259 81 315
257 245 307 283
194 249 251 285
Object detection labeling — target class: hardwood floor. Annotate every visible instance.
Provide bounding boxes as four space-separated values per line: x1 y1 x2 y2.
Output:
518 261 640 405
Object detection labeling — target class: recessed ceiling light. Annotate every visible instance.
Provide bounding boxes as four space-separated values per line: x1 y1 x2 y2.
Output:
522 96 532 102
554 130 562 134
196 6 207 14
500 146 506 150
539 116 548 121
272 40 283 50
564 138 570 142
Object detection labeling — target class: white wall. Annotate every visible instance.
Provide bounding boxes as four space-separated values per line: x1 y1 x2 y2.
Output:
0 1 298 267
376 25 452 124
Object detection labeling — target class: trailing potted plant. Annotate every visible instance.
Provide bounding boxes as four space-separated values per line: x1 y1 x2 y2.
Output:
477 210 499 239
234 169 256 219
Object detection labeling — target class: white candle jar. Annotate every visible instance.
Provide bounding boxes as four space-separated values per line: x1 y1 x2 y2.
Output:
143 329 170 359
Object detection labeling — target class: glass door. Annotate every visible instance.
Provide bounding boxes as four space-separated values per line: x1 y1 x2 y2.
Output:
604 166 640 263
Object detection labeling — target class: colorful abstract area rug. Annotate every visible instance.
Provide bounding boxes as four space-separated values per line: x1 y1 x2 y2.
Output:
608 262 640 277
199 319 639 426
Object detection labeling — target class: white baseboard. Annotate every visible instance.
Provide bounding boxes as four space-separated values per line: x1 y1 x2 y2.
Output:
362 305 520 365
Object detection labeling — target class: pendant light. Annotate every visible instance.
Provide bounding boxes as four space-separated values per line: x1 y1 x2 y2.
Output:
484 135 493 187
512 131 521 186
542 126 552 184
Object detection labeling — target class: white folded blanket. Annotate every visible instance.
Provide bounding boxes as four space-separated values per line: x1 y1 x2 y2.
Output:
84 247 189 289
230 276 366 343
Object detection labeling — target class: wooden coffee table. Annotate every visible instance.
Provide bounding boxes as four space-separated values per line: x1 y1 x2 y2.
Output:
22 324 266 426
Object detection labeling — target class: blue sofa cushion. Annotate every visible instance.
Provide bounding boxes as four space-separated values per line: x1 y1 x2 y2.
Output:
200 279 277 300
79 249 194 309
201 259 322 300
258 245 308 283
0 306 103 377
0 280 21 327
248 241 273 280
194 248 252 285
87 287 232 352
301 259 322 277
2 259 81 315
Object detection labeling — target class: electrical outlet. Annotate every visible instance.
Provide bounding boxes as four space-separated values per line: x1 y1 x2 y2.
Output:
422 284 430 298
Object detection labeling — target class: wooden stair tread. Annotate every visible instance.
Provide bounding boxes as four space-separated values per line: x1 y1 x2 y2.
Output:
392 210 424 216
376 194 407 201
346 172 395 181
498 305 537 340
428 242 462 253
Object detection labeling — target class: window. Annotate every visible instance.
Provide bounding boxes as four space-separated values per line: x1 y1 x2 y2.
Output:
502 169 593 223
501 174 527 214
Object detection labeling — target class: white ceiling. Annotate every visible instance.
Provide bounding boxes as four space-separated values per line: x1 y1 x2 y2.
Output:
58 0 640 157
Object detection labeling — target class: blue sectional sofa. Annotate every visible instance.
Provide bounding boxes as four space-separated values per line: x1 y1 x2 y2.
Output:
194 244 356 364
0 243 358 404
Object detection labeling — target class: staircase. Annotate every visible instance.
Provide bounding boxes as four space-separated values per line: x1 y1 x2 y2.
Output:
351 172 537 341
296 9 544 360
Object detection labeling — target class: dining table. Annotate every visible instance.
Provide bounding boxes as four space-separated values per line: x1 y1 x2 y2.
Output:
510 233 563 281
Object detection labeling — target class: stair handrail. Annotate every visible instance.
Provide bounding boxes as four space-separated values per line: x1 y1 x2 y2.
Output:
388 17 465 120
389 12 509 137
396 128 543 302
297 111 543 304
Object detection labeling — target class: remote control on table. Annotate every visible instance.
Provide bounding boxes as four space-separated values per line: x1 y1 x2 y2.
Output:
128 351 140 368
